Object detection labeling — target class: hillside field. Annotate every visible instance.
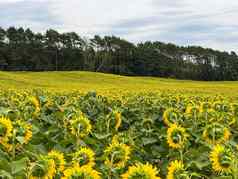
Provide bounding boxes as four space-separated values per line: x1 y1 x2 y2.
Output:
0 71 238 96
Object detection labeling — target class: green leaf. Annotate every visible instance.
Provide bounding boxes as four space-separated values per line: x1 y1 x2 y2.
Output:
11 158 28 175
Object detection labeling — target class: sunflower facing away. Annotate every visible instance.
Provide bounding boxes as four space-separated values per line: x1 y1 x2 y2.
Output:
70 114 92 138
72 147 95 168
210 144 233 174
167 124 188 149
203 124 231 144
167 160 185 179
47 150 65 173
104 136 131 169
29 158 56 179
163 108 179 126
62 165 101 179
122 163 161 179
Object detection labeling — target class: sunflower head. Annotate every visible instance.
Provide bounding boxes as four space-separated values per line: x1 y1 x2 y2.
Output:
210 145 234 174
199 102 212 113
62 165 101 179
29 96 40 115
29 158 56 179
203 124 231 144
163 108 179 126
70 114 92 138
104 137 131 169
0 116 13 142
167 124 188 149
15 120 32 145
185 105 199 117
72 147 95 168
122 163 161 179
167 160 185 179
47 150 65 172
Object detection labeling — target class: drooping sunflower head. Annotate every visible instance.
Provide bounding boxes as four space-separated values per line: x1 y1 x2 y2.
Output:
70 114 92 138
62 165 101 179
167 160 185 179
167 124 188 149
122 163 161 179
210 145 233 174
47 150 65 173
199 102 212 113
114 110 122 131
72 147 95 168
203 124 231 144
104 137 131 169
29 158 56 179
185 105 199 117
0 116 13 142
163 108 179 126
29 96 40 115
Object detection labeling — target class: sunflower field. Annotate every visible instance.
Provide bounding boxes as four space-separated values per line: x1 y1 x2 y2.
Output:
0 89 238 179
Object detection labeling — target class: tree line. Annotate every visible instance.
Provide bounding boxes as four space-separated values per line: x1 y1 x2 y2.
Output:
0 26 238 81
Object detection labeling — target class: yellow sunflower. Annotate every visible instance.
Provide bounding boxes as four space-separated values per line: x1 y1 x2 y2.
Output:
122 163 161 179
72 147 95 168
15 120 32 145
167 124 188 149
199 102 212 113
62 165 101 179
30 96 40 115
185 105 200 117
29 158 56 179
210 145 233 174
163 108 179 126
203 124 231 144
104 136 131 169
114 110 122 131
167 160 185 179
70 114 92 138
0 116 13 142
47 150 65 172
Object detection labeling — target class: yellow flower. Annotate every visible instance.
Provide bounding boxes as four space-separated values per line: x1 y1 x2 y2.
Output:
203 124 231 144
70 114 92 138
48 150 65 172
199 102 211 113
62 165 101 179
15 120 32 145
114 110 122 131
163 108 179 126
30 96 40 115
185 105 199 117
210 145 233 174
29 158 56 179
72 147 95 168
167 160 185 179
0 116 13 142
104 136 131 169
167 124 188 149
122 163 161 179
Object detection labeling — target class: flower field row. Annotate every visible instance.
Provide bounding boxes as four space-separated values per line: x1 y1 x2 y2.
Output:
0 90 238 178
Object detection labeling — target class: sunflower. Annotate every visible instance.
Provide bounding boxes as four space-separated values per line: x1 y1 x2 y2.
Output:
199 102 212 113
114 110 122 131
210 145 233 174
163 108 179 126
0 116 13 142
29 158 56 179
70 114 92 138
167 124 188 149
62 165 101 179
104 136 131 169
122 163 161 179
30 96 40 115
47 150 65 172
185 105 199 117
72 147 95 168
14 120 32 145
167 160 185 179
203 124 231 144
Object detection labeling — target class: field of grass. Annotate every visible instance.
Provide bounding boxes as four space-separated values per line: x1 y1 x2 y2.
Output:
0 71 238 96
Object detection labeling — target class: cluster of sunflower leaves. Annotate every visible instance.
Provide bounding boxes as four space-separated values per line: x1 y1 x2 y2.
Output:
0 90 238 179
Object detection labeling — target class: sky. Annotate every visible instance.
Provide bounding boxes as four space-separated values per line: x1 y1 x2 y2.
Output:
0 0 237 52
